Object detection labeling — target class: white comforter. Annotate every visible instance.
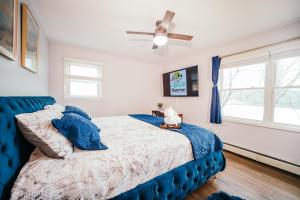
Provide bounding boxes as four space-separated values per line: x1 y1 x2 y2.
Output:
11 116 193 200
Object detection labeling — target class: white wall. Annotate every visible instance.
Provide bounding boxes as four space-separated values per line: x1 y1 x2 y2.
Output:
48 41 162 117
0 0 48 96
161 22 300 165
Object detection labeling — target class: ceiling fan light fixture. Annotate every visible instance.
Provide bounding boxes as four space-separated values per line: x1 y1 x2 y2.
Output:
126 10 193 49
153 33 168 46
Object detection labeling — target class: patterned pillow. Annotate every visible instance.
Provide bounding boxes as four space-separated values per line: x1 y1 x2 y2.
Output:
63 105 91 120
16 109 73 158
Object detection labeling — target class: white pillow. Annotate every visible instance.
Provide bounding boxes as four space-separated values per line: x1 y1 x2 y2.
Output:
44 103 65 113
16 108 73 158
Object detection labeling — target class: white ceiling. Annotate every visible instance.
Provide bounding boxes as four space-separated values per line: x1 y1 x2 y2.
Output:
30 0 300 63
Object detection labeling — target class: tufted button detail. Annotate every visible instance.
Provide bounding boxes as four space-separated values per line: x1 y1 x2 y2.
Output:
173 177 178 185
14 137 18 145
7 121 12 129
182 185 187 192
8 158 13 168
1 144 7 153
187 171 192 178
206 161 209 167
157 186 162 193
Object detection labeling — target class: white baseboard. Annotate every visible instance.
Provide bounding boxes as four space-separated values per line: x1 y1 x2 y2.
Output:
223 143 300 176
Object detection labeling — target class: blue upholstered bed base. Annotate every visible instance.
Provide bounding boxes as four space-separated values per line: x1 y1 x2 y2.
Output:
0 97 56 200
112 150 225 200
0 97 226 200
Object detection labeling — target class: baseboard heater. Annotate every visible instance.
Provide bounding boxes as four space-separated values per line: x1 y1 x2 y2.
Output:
223 142 300 175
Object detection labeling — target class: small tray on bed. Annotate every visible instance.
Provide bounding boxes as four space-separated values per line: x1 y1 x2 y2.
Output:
160 123 181 129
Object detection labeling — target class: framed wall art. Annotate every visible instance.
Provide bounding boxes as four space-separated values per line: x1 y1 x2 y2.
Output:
0 0 18 60
21 3 39 72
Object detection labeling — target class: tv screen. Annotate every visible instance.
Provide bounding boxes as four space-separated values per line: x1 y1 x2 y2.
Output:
163 66 198 97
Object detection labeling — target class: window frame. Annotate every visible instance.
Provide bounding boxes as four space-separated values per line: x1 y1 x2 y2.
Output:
271 52 300 128
64 58 103 99
220 45 300 133
220 58 268 122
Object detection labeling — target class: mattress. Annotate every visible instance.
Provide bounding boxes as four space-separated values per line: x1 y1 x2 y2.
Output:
11 116 194 199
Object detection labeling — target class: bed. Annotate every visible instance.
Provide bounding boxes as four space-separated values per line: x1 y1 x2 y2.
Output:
0 97 226 200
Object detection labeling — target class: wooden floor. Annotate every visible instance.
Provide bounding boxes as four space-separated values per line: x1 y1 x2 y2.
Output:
186 151 300 200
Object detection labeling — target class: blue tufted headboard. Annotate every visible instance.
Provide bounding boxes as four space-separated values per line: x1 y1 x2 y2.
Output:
0 97 55 200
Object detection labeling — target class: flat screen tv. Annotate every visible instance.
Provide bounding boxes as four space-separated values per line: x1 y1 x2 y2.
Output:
163 65 198 97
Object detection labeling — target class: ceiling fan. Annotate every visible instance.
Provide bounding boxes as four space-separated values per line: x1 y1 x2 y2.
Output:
126 10 193 49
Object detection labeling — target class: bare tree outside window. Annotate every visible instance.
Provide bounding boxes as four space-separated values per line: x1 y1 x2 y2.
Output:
220 53 300 127
274 56 300 125
221 63 265 120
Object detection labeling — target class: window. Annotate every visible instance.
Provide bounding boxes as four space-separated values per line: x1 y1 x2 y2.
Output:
273 56 300 126
220 43 300 131
221 63 266 121
64 59 102 99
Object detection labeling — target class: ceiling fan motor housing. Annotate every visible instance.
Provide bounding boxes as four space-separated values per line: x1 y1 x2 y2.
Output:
126 10 193 49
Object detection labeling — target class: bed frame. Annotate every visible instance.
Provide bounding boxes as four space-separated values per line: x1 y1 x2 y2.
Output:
0 96 226 200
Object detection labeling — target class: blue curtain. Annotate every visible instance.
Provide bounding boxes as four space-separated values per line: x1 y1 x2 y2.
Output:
210 56 222 124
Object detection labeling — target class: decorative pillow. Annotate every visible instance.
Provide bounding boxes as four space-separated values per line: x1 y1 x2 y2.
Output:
63 105 91 120
16 109 73 158
44 103 65 113
52 113 107 150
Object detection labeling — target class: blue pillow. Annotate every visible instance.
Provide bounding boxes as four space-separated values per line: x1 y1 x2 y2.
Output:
52 113 107 150
63 105 91 120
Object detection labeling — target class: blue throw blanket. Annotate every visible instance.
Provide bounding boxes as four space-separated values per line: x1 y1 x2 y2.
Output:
129 114 223 160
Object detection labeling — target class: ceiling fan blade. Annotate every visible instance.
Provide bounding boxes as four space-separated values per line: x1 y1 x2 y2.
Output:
167 33 193 41
152 44 158 49
126 31 154 36
162 10 175 30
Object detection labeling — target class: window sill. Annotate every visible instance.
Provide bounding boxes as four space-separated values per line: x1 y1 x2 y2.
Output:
64 96 102 100
223 116 300 133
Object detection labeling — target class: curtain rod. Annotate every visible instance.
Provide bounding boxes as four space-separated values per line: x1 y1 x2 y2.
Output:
220 36 300 59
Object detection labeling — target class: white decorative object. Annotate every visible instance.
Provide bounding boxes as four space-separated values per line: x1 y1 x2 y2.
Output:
157 102 163 110
164 106 181 125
